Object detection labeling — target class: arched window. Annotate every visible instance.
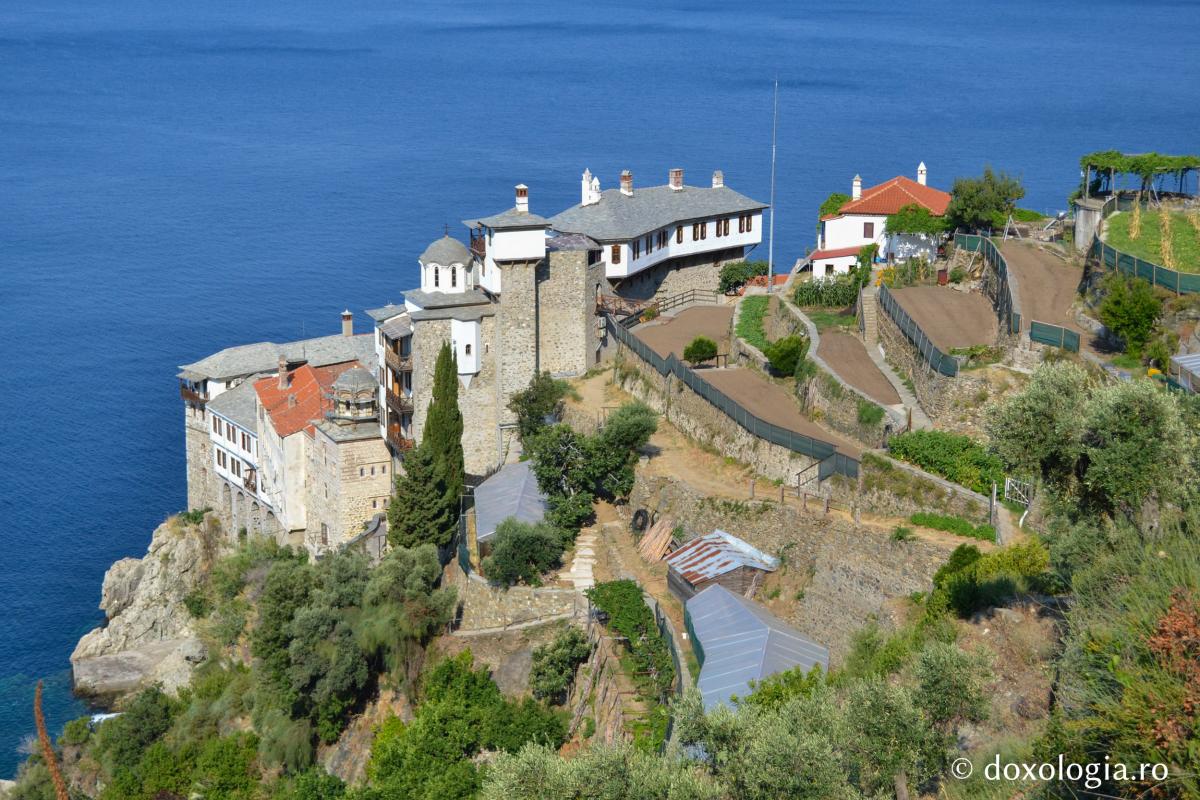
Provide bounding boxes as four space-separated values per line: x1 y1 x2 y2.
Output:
465 343 472 356
434 267 440 287
451 266 457 287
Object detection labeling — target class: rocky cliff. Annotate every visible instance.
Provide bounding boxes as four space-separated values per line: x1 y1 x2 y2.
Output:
71 514 219 700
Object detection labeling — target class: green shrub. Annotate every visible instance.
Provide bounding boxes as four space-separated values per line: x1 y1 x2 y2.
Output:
529 627 592 704
178 507 211 525
59 716 92 747
910 512 995 542
948 267 966 284
507 370 569 443
887 430 1004 495
1098 273 1162 355
585 581 674 699
184 588 211 619
929 540 1050 618
482 519 565 587
682 335 718 365
856 398 884 426
718 260 768 294
891 526 914 542
735 295 770 350
762 335 809 376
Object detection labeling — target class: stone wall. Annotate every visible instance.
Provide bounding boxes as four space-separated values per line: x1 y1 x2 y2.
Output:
538 250 606 377
877 304 991 421
630 475 954 660
566 621 629 745
614 346 821 486
765 294 805 340
613 248 745 301
835 453 991 525
305 429 393 555
410 315 504 476
445 561 583 632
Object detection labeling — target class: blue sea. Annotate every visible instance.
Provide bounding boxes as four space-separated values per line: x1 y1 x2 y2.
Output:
1 0 1198 778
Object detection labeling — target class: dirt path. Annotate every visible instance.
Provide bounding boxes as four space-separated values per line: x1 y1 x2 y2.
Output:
998 240 1085 333
700 367 863 457
635 305 734 358
889 286 998 350
817 332 902 406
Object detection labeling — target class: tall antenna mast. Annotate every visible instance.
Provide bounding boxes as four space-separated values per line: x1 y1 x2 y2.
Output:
767 77 779 294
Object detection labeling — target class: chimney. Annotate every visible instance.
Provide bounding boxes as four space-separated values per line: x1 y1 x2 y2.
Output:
917 161 927 186
277 354 288 390
515 184 529 213
852 174 862 200
620 170 633 197
581 169 593 205
712 169 724 188
341 309 353 337
669 168 683 191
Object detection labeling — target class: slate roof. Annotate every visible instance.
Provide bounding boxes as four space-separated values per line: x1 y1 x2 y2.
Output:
419 235 473 266
463 207 551 230
550 184 767 242
686 584 829 710
547 232 601 252
333 366 377 393
206 381 259 431
380 315 413 340
666 530 779 585
403 288 493 310
474 461 549 543
366 304 407 322
830 175 950 218
409 306 496 323
179 334 374 382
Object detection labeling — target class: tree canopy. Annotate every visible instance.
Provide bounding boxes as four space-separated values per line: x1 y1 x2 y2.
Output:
944 167 1025 232
886 203 948 235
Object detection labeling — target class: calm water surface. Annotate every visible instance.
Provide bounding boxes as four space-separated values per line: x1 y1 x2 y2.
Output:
2 0 1198 777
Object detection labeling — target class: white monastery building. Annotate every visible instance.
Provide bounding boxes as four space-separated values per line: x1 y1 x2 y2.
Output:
811 162 950 278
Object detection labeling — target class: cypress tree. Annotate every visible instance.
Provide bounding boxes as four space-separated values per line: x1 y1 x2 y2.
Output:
423 342 465 503
386 443 453 548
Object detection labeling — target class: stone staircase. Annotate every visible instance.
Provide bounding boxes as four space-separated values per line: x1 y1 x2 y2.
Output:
860 284 880 344
563 526 600 590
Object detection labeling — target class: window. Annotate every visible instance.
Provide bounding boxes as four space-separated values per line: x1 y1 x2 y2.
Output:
632 239 640 259
825 263 835 276
715 220 722 238
692 223 700 240
699 222 707 240
738 216 744 233
360 467 364 477
465 343 472 356
232 460 241 477
739 213 754 232
645 234 652 254
451 266 457 287
372 499 378 509
611 244 621 264
382 464 387 474
226 422 235 440
722 219 731 236
370 465 375 475
321 523 328 545
434 267 440 287
675 226 683 244
864 222 874 238
241 432 250 450
212 416 219 433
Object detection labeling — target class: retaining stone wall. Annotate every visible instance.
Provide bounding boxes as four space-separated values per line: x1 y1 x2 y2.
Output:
876 306 991 421
630 475 953 661
445 561 583 632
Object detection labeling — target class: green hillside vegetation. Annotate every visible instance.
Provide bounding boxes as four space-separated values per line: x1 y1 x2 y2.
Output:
1105 208 1200 272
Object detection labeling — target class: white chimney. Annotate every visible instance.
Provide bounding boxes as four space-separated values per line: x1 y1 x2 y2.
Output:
669 168 683 191
515 184 529 213
712 169 724 188
620 170 633 197
341 309 353 337
917 161 927 186
852 174 862 200
581 169 593 205
589 175 600 204
277 354 288 390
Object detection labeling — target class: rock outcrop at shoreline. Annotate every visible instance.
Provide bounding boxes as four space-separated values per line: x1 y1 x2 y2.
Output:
71 515 217 701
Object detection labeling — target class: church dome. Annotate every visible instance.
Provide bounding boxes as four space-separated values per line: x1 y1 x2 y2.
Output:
419 235 472 266
333 366 377 394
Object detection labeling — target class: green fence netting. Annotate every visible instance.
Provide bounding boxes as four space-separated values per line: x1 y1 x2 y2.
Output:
955 232 1022 335
877 284 960 377
1090 237 1200 294
1029 321 1080 352
608 316 859 479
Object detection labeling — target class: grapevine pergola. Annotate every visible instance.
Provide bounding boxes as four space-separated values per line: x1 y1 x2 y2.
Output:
1081 150 1200 201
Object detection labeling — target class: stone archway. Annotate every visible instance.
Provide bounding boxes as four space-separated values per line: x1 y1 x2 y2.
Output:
250 501 262 536
235 491 247 539
219 481 233 536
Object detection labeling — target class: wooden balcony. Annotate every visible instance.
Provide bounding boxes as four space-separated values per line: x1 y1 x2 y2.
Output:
470 234 487 260
179 384 209 405
385 391 414 415
384 348 412 372
387 425 415 452
243 470 257 494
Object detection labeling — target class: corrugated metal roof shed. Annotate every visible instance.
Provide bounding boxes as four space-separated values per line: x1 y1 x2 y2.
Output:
474 461 549 543
686 584 828 709
665 529 778 584
1171 352 1200 373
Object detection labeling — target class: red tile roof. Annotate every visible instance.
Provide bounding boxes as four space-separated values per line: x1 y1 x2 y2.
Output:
809 245 863 260
833 176 950 217
254 362 358 438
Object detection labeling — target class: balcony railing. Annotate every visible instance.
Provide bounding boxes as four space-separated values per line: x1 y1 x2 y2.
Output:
470 234 487 260
384 348 412 372
387 425 415 452
243 470 257 494
180 384 209 405
385 391 414 415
